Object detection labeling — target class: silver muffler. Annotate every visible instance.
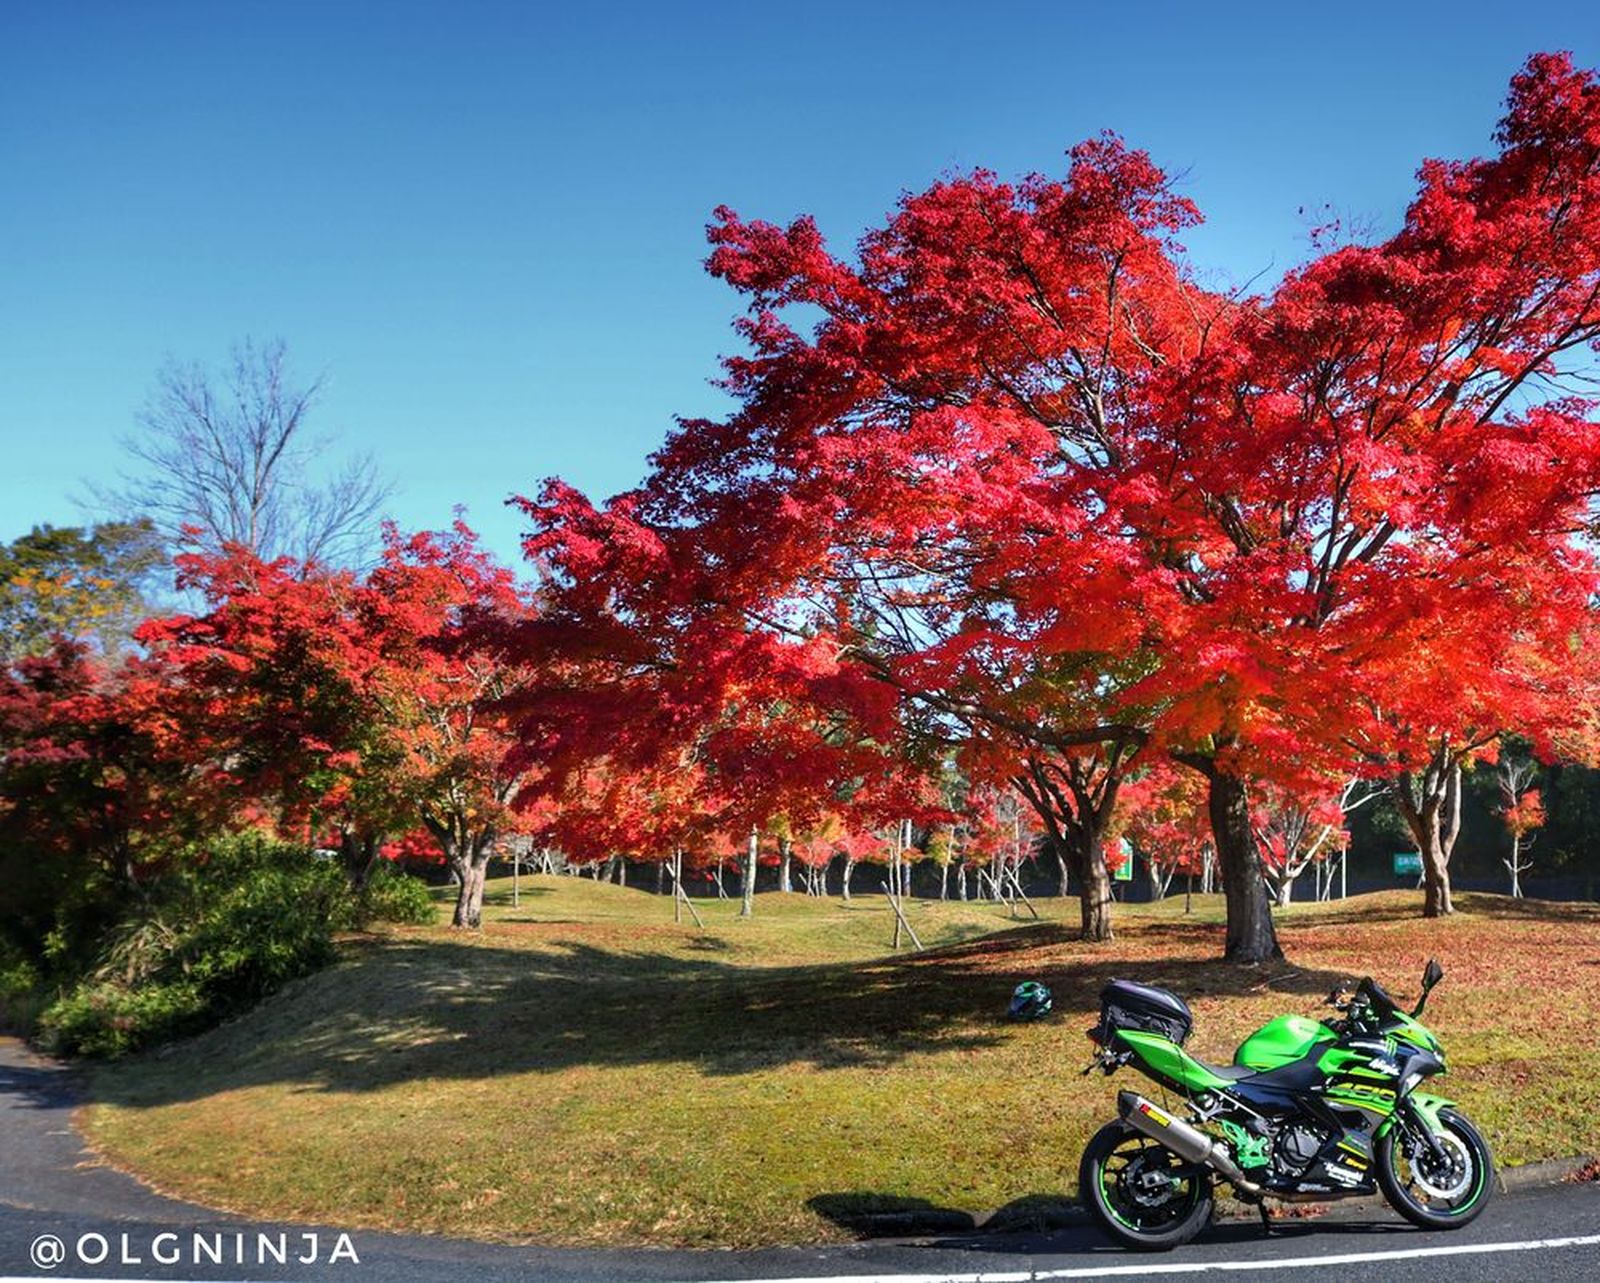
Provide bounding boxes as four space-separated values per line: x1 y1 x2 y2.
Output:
1117 1090 1262 1196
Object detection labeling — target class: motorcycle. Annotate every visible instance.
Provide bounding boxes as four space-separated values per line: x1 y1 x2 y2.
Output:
1077 959 1495 1250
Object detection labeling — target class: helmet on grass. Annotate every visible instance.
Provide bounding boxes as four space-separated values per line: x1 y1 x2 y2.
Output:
1008 980 1053 1021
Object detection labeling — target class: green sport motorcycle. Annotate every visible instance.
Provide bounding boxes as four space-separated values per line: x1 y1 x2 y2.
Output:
1078 960 1495 1250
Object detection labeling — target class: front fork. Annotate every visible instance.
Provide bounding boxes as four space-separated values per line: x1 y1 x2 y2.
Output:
1380 1091 1455 1164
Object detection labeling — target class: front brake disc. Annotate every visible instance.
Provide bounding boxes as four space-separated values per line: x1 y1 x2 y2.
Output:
1410 1133 1472 1200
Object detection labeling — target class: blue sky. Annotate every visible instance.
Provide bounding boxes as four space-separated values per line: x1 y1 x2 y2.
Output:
3 2 1596 566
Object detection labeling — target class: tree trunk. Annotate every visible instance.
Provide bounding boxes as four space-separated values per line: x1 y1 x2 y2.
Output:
459 859 487 928
1014 753 1128 943
449 848 488 928
779 839 793 894
740 827 757 918
1419 826 1455 917
1078 833 1114 942
1206 770 1283 963
1392 759 1459 918
1036 832 1112 941
939 863 949 900
842 856 855 901
340 830 382 890
1056 851 1070 897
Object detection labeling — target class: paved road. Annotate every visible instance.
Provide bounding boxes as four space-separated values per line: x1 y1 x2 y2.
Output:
3 1037 1597 1282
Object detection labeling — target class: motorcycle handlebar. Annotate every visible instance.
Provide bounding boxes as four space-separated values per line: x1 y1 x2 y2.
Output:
1324 979 1361 1009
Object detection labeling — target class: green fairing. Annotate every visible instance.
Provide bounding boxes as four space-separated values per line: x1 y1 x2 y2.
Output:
1377 1092 1456 1139
1317 1046 1385 1075
1235 1014 1336 1070
1114 1029 1233 1091
1389 1011 1442 1054
1316 1045 1399 1114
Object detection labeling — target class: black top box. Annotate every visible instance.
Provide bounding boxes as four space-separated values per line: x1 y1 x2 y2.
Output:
1098 979 1194 1046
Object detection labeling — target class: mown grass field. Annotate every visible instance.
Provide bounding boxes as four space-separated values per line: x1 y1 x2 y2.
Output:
83 878 1600 1247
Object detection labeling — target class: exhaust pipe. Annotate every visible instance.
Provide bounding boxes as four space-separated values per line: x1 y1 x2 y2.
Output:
1117 1090 1262 1197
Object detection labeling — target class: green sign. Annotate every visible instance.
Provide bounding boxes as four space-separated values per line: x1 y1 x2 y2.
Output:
1114 837 1134 881
1393 851 1422 876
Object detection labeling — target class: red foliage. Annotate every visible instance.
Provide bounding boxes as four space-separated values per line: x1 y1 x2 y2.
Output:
1119 763 1211 878
0 641 221 884
133 522 537 872
504 54 1600 944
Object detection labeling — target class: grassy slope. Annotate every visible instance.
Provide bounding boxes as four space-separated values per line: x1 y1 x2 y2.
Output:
84 878 1600 1248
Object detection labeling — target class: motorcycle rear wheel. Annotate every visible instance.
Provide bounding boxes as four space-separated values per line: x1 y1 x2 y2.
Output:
1079 1120 1213 1251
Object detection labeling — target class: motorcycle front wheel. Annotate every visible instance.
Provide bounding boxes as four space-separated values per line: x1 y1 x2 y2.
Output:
1078 1120 1213 1251
1377 1107 1495 1229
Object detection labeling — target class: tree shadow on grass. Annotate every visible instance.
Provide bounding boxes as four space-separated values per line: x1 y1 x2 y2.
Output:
87 922 1345 1112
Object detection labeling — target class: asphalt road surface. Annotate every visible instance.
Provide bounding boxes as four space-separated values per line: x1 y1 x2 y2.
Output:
3 1038 1596 1283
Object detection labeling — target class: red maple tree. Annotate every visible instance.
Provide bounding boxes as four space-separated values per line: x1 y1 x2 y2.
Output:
136 522 536 927
507 53 1600 957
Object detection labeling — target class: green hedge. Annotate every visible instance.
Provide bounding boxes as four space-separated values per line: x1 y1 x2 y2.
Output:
355 859 438 926
0 940 43 1034
36 980 208 1059
35 834 434 1058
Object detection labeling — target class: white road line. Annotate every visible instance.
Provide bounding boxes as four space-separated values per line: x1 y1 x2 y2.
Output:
701 1231 1600 1283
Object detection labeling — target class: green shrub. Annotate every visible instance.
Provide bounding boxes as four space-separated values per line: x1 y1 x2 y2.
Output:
39 833 348 1058
354 860 438 926
38 980 207 1059
179 858 344 1003
34 833 442 1058
0 940 43 1034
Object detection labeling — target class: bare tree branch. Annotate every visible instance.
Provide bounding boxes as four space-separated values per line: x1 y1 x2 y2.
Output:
91 339 393 566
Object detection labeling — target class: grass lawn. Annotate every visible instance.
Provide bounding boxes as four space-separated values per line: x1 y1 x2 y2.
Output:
82 878 1600 1248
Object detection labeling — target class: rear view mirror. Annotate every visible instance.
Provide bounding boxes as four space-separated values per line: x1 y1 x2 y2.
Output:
1412 959 1444 1017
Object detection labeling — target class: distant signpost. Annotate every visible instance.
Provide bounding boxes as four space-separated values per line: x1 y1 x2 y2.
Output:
1115 837 1134 882
1393 851 1423 877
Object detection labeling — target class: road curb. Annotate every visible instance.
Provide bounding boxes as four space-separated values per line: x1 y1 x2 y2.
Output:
1502 1155 1599 1191
831 1155 1598 1238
